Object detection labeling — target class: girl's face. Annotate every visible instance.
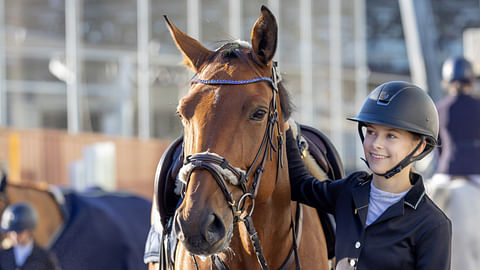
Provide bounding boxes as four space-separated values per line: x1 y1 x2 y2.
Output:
363 124 422 175
6 230 32 246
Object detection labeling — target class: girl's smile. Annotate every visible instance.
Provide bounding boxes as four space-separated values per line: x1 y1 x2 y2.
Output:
363 124 420 176
369 152 388 160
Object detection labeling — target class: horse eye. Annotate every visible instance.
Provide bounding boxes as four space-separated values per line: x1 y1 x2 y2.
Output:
250 109 267 121
176 110 183 119
176 110 188 126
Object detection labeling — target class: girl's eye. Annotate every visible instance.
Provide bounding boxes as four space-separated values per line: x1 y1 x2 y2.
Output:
366 129 375 136
250 109 267 121
388 133 397 139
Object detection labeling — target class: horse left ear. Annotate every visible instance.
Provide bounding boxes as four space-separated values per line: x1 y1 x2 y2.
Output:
164 16 213 72
251 6 278 65
0 170 7 192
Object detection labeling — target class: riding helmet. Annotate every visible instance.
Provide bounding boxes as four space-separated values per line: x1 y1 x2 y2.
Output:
0 202 38 232
442 56 474 83
348 81 439 178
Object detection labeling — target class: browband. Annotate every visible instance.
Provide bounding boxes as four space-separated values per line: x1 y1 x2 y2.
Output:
191 77 274 85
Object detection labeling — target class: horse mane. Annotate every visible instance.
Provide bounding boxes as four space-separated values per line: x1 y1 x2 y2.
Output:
1 179 66 214
201 41 294 121
8 180 50 192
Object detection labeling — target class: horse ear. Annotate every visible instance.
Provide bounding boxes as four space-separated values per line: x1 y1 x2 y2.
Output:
0 170 7 192
251 6 278 65
164 16 213 72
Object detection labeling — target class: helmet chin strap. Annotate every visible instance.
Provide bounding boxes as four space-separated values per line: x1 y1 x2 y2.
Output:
360 134 426 179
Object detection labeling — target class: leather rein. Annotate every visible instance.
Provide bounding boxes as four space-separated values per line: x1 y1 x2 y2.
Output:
181 63 302 270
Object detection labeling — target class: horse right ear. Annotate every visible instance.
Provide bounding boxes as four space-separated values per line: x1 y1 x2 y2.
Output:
0 171 7 192
251 6 278 65
164 16 213 72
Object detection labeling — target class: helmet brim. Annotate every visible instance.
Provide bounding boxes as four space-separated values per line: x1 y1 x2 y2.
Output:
347 116 438 145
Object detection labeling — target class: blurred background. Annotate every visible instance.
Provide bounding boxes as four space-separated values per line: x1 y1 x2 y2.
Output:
0 0 479 198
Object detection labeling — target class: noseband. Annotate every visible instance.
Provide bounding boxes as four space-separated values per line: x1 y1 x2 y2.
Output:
180 64 290 270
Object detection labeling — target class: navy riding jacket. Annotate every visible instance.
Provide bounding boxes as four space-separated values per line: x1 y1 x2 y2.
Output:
286 130 451 270
436 93 480 175
0 244 61 270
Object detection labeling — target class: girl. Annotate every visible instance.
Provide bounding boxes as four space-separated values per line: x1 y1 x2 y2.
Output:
0 202 61 270
286 81 451 270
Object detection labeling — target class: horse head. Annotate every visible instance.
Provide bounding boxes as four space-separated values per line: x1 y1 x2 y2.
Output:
0 175 64 249
166 6 293 261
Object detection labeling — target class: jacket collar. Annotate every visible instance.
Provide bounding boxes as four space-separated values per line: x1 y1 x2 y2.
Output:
352 174 372 227
352 172 426 227
403 172 426 210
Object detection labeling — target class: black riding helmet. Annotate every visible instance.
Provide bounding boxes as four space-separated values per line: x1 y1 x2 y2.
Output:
348 81 439 178
0 202 38 232
442 56 474 83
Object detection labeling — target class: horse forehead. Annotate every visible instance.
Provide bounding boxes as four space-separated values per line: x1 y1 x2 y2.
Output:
201 60 256 78
194 60 271 98
178 87 213 116
201 46 268 78
180 80 271 116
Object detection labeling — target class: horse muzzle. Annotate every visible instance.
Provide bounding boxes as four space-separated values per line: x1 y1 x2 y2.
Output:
174 206 233 256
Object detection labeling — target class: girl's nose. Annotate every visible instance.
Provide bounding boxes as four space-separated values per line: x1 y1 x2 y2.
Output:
372 137 384 149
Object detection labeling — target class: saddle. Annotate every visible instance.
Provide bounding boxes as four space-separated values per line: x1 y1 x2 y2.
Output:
289 122 344 259
148 123 344 266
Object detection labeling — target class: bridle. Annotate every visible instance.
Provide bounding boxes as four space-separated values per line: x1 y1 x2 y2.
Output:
179 63 301 270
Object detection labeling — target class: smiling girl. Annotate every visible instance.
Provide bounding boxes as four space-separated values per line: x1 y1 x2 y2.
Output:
286 81 451 270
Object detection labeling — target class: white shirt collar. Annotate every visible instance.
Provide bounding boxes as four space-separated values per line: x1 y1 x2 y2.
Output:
13 241 34 267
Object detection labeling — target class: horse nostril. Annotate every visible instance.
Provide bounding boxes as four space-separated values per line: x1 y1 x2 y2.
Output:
202 213 226 245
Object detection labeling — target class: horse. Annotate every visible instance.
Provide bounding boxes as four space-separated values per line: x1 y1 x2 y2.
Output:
0 174 151 270
0 174 64 249
148 6 344 270
426 175 480 270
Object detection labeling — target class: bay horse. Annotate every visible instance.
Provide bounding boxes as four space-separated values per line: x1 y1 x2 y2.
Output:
0 174 64 249
153 6 333 270
0 173 151 270
426 176 480 269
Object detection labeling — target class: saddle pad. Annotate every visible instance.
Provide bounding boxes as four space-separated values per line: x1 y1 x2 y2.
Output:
154 136 184 229
296 124 344 259
298 124 345 180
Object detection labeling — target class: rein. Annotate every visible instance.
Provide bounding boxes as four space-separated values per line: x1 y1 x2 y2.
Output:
180 63 301 270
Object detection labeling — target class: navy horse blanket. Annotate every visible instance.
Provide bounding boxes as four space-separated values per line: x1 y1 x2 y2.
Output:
50 188 151 270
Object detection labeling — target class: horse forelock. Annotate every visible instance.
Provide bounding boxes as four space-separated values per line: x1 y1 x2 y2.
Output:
209 41 251 61
194 40 292 122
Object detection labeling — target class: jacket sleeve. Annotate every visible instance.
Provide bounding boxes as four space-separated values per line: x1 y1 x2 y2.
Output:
416 219 452 270
286 128 345 214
